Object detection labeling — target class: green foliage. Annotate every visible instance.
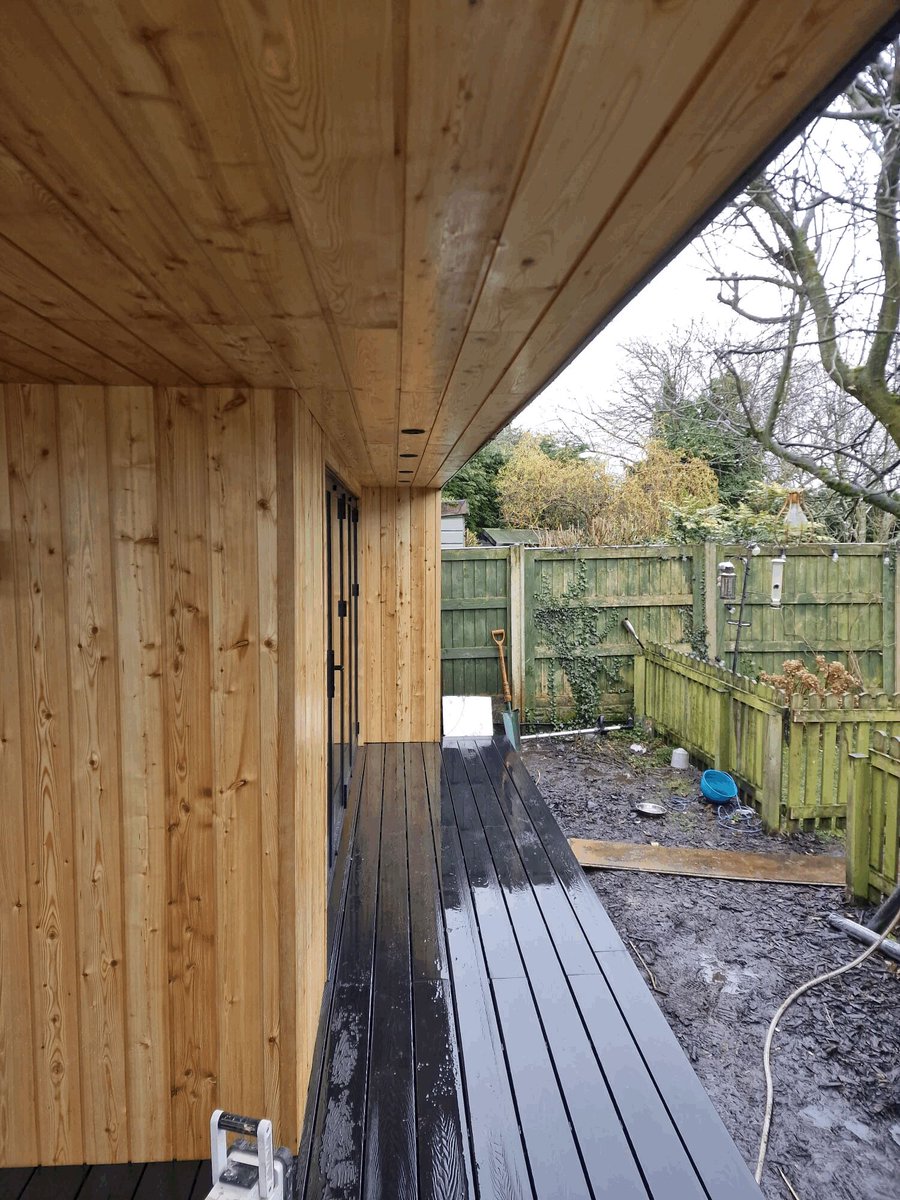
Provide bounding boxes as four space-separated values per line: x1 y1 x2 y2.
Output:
654 373 765 506
444 430 589 534
665 482 829 544
532 558 627 727
442 441 508 533
498 434 718 544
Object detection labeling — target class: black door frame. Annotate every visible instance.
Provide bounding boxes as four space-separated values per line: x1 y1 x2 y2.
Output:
325 472 360 876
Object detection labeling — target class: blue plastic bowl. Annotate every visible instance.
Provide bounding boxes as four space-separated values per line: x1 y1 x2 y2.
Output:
700 769 738 803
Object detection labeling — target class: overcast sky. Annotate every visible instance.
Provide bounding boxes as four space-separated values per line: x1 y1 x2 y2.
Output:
513 240 725 435
515 99 875 445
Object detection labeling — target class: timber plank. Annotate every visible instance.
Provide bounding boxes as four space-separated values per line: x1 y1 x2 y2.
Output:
0 1170 34 1200
187 1163 213 1200
596 951 761 1199
485 739 624 953
362 745 417 1200
132 1161 200 1200
207 387 265 1119
107 387 172 1161
77 1162 145 1199
253 389 281 1128
301 740 765 1199
491 978 590 1200
157 387 217 1156
476 817 650 1199
300 747 383 1200
6 383 84 1163
0 390 37 1164
17 1167 88 1200
570 839 846 885
411 981 474 1200
430 835 533 1200
58 386 129 1164
467 742 597 975
404 745 449 981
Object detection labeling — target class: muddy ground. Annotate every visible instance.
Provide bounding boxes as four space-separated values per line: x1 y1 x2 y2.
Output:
522 732 900 1200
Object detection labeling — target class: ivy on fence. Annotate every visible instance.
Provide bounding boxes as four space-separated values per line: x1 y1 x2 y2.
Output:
532 557 628 726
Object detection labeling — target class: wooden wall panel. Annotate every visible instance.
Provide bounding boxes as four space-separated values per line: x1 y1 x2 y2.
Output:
0 384 340 1165
292 401 328 1128
157 387 218 1156
361 487 441 742
57 386 128 1163
0 393 38 1164
107 387 171 1162
5 384 84 1164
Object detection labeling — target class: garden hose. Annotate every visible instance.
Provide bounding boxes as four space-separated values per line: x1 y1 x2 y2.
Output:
755 905 900 1182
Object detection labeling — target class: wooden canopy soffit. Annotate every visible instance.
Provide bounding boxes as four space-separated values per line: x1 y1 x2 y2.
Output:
0 0 896 486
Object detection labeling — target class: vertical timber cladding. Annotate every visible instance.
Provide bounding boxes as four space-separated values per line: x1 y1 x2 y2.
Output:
0 384 331 1165
360 487 441 742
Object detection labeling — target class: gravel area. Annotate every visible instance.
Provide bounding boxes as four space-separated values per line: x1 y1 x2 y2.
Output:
523 731 900 1200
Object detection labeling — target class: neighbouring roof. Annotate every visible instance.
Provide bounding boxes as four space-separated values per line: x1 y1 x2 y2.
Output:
441 500 470 518
480 528 540 546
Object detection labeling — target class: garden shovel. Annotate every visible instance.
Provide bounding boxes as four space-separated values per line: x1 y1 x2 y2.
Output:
491 628 521 749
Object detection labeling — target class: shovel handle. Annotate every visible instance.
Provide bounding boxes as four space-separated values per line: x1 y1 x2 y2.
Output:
491 629 513 705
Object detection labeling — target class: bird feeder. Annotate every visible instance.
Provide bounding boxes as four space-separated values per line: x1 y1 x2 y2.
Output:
770 551 787 607
717 560 736 601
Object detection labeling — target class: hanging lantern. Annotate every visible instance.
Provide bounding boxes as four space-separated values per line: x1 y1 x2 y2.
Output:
717 560 736 601
779 489 810 537
770 551 787 607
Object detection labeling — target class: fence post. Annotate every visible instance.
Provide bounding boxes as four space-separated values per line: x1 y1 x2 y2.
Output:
509 544 526 713
883 550 897 694
633 652 647 720
845 751 872 902
760 706 785 831
703 541 721 662
714 688 730 772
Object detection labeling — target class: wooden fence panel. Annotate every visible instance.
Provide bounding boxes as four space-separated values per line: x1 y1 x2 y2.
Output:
524 547 697 724
865 732 900 898
720 544 888 687
440 549 510 696
440 544 899 731
785 696 900 830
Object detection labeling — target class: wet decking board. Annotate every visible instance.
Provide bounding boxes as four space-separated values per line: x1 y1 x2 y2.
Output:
299 737 763 1199
0 1161 208 1200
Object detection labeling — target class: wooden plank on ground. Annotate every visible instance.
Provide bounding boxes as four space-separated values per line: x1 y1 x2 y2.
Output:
570 838 845 885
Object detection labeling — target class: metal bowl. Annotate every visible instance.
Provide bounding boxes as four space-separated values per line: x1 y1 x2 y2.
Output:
633 801 667 817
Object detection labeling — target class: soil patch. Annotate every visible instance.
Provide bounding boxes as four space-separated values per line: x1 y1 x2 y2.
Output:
523 731 900 1200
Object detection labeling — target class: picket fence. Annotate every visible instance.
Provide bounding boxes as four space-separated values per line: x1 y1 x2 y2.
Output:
635 644 900 899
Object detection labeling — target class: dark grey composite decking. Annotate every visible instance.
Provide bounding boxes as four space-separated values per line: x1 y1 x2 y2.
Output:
299 738 762 1199
0 1160 208 1200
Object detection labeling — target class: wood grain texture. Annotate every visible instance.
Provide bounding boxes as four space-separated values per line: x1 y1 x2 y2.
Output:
5 384 84 1163
57 386 129 1163
207 388 265 1118
0 389 39 1166
0 2 891 486
157 387 218 1156
107 387 172 1163
291 396 328 1142
0 384 340 1165
570 838 846 885
253 389 282 1129
430 0 900 482
361 488 440 742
